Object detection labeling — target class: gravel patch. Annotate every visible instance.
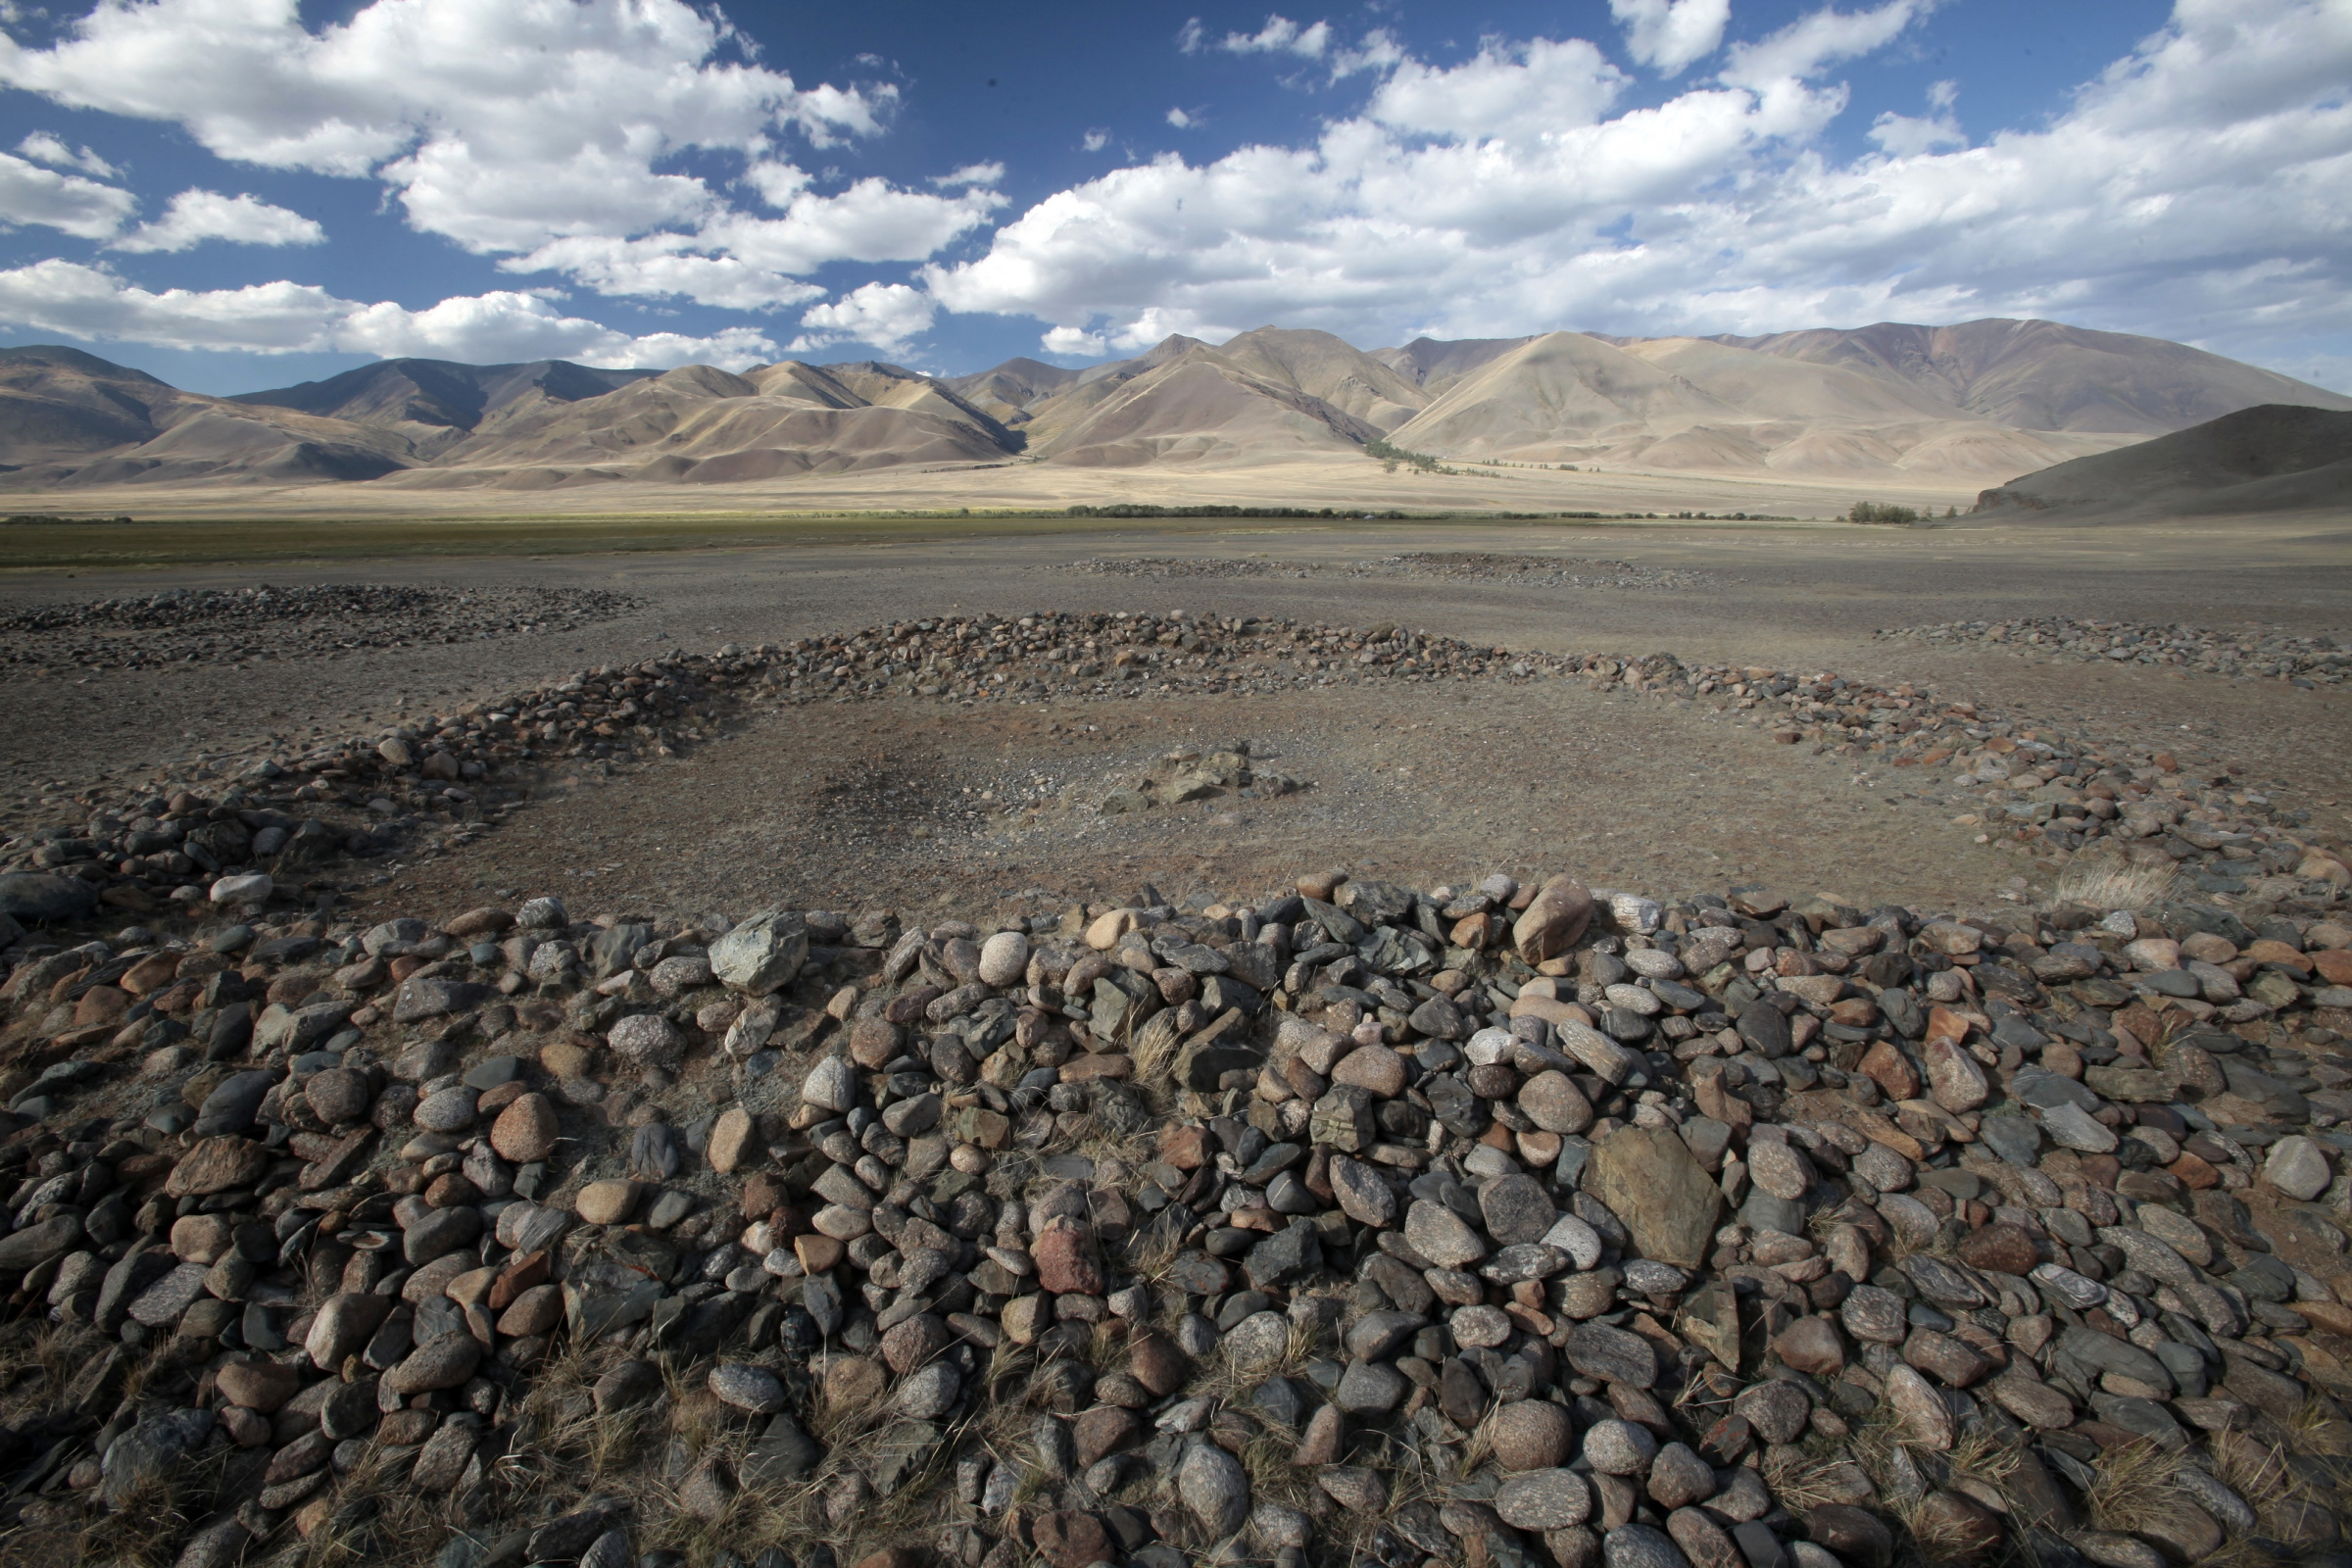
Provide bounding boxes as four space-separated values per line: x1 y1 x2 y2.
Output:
1059 553 1723 589
1 583 646 672
1878 615 2352 688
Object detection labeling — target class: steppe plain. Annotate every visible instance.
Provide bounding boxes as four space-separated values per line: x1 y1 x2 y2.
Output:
4 485 2347 926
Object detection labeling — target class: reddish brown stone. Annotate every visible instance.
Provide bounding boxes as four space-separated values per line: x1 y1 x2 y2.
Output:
1773 1314 1846 1377
1130 1330 1189 1397
1954 1221 2039 1277
1856 1040 1921 1102
1073 1405 1142 1466
1033 1217 1104 1296
487 1250 549 1312
1032 1511 1111 1568
489 1093 558 1162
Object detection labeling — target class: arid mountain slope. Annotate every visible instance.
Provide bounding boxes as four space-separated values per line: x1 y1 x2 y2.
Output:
1028 339 1387 467
1975 404 2352 517
1204 327 1430 431
228 357 658 458
1 317 2344 490
941 357 1083 428
0 344 416 488
389 364 1011 489
1712 318 2352 435
1373 336 1537 397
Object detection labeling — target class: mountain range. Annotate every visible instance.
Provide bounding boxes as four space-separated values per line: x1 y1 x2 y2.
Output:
0 318 2345 494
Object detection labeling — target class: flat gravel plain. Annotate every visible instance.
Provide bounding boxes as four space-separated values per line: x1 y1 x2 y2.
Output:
2 514 2347 922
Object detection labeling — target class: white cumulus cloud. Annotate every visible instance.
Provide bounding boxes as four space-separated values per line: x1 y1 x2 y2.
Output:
1608 0 1732 76
1221 16 1332 58
110 188 324 253
0 258 776 367
16 130 116 176
793 280 935 357
0 149 135 238
927 0 2352 385
0 0 992 305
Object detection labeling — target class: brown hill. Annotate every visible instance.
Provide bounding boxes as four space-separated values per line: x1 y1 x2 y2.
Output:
1974 404 2352 518
1205 327 1429 431
1373 336 1536 398
1387 332 1742 460
229 358 658 459
1711 318 2352 435
1026 339 1386 467
0 344 416 488
394 363 1011 488
941 357 1084 428
2 317 2344 490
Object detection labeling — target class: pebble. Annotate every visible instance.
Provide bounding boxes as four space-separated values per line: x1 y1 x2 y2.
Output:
0 842 2343 1568
1490 1399 1575 1471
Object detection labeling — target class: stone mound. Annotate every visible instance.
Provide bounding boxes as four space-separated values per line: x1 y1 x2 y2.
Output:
3 845 2351 1568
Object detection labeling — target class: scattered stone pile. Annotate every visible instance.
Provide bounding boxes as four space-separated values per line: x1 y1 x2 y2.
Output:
1095 742 1304 816
3 852 2352 1568
1 585 645 672
1348 554 1721 590
1875 618 2350 689
8 614 2347 945
1058 556 1719 590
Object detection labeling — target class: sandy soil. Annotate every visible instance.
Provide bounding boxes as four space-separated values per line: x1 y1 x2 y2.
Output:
7 448 1988 520
3 511 2347 922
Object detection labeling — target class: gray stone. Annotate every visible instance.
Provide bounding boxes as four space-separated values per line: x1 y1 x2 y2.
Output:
1404 1199 1487 1269
895 1362 960 1419
1648 1444 1715 1508
2262 1136 2331 1200
100 1407 213 1507
608 1012 686 1067
1179 1440 1251 1538
802 1055 858 1112
710 909 808 996
1840 1286 1908 1344
1981 1114 2042 1166
386 1331 483 1395
192 1071 274 1138
1583 1419 1660 1474
0 872 98 921
1605 1524 1690 1568
127 1261 209 1327
392 977 484 1024
1565 1323 1658 1388
2038 1101 2118 1153
0 1214 83 1275
1222 1311 1291 1372
1481 1173 1558 1246
1329 1155 1396 1227
709 1362 787 1414
1337 1359 1409 1414
1497 1469 1595 1530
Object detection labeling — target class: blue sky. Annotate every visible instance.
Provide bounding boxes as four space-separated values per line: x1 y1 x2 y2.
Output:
0 0 2344 395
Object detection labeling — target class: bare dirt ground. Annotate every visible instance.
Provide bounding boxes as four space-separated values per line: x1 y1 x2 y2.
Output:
4 511 2348 922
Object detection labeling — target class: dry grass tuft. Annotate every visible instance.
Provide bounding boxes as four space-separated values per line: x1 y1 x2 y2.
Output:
0 1319 102 1424
2052 855 2175 913
2083 1437 2186 1535
73 1444 232 1568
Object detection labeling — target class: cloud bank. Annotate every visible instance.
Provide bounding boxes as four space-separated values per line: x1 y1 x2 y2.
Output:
0 260 775 367
930 0 2352 375
0 0 2344 378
